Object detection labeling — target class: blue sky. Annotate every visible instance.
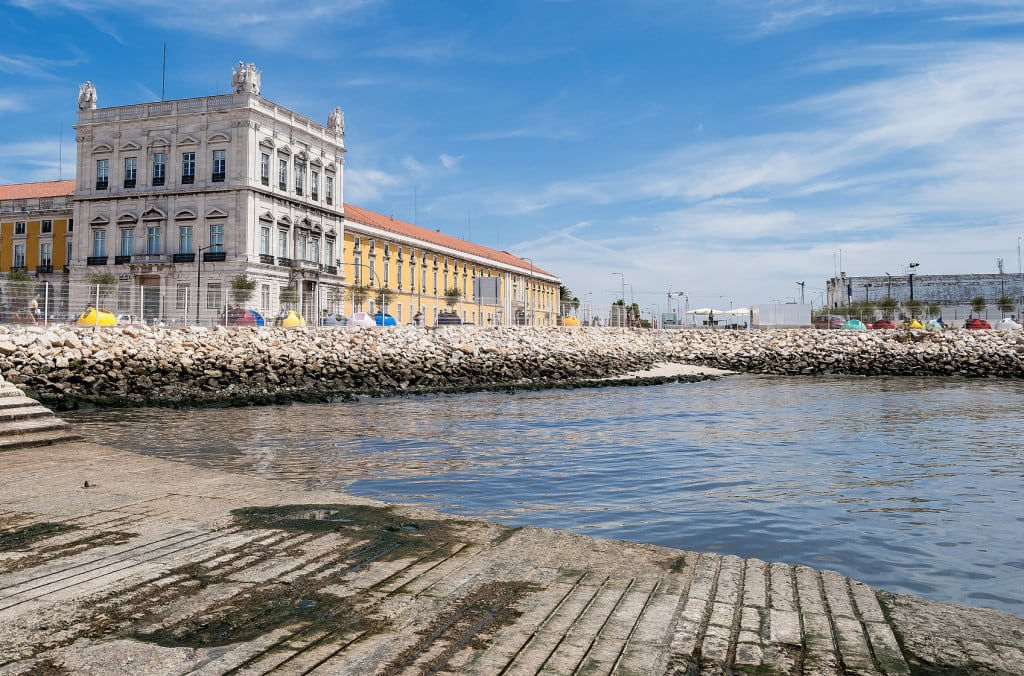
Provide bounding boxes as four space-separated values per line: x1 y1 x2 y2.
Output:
3 1 1024 316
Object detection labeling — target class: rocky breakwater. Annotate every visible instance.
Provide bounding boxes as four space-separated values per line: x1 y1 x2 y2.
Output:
0 325 1021 409
0 325 696 409
657 328 1024 377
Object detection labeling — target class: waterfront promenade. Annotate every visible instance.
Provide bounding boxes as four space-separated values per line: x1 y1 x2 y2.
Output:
3 436 1023 674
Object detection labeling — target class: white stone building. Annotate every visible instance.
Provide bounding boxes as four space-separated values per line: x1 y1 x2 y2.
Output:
70 63 346 323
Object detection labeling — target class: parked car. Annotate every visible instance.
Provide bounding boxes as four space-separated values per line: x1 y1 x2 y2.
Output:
964 317 991 330
812 314 846 329
870 318 896 330
116 314 145 326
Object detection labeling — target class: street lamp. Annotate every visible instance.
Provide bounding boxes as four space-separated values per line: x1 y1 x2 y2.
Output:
864 283 872 303
884 272 892 298
612 272 624 327
908 262 919 300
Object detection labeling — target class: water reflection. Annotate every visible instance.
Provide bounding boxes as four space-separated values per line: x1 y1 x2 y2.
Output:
67 374 1024 616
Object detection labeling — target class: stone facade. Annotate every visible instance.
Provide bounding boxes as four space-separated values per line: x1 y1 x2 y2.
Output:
70 68 347 324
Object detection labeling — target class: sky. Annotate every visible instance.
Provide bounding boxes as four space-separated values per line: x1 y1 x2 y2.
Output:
3 0 1024 317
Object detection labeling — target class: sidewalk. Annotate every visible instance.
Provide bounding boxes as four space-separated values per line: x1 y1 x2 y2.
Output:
1 441 1022 675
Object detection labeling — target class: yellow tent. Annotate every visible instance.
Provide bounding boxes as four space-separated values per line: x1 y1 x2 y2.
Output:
76 308 118 327
273 310 306 327
561 316 581 327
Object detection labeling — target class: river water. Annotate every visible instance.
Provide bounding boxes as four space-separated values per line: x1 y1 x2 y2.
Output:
66 374 1024 616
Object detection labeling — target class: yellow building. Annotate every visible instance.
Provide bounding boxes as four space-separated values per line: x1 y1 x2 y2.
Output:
341 205 559 326
0 180 76 319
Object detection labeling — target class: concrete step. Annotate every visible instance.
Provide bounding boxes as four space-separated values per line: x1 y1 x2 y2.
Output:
0 428 82 451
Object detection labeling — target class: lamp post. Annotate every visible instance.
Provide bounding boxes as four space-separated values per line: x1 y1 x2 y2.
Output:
612 272 624 327
195 245 212 325
864 283 872 303
885 272 892 298
797 281 805 305
908 262 919 300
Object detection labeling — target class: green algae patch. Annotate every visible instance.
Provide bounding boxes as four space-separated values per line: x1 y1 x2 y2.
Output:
0 522 78 551
231 503 476 548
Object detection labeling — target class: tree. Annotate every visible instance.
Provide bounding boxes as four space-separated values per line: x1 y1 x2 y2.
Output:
878 296 898 320
4 270 35 319
971 296 987 317
558 284 580 317
349 284 370 311
904 299 923 318
230 274 258 307
86 272 117 307
443 286 462 309
997 294 1015 316
376 287 394 314
928 302 942 319
279 285 298 309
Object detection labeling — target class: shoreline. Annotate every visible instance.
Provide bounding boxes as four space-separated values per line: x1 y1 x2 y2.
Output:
2 439 1022 674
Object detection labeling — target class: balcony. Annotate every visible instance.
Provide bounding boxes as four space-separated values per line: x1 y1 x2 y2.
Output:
36 264 53 274
172 253 196 263
181 174 195 185
203 251 227 262
326 196 333 205
259 253 275 265
115 255 132 264
124 179 136 188
96 180 108 190
276 257 294 268
212 172 225 183
87 256 108 266
261 176 269 186
322 265 338 275
152 176 165 186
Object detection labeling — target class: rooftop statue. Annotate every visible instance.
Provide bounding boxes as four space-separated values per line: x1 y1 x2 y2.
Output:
231 61 261 95
78 81 97 110
327 106 345 134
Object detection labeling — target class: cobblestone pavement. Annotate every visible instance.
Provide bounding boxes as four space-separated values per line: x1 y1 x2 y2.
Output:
1 442 1022 675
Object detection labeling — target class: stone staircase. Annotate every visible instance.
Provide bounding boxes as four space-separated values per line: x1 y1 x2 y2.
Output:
0 379 81 451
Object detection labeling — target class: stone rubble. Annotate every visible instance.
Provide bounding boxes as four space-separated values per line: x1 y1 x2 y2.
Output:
0 325 1021 408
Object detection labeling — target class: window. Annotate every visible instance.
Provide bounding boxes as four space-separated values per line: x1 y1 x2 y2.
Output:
277 230 288 257
146 226 161 255
14 221 26 235
68 219 73 232
13 244 25 269
153 153 166 186
181 152 195 184
311 238 320 263
209 224 224 252
92 229 106 257
212 150 226 182
278 159 287 190
355 255 362 284
311 171 319 200
325 175 333 205
124 157 137 188
179 225 193 254
176 284 190 310
260 226 271 255
206 283 222 309
261 284 270 312
383 258 389 285
260 153 270 186
41 219 52 234
120 228 134 256
40 242 52 266
296 233 306 261
397 261 403 288
433 267 438 295
326 240 334 267
96 159 109 189
294 161 305 196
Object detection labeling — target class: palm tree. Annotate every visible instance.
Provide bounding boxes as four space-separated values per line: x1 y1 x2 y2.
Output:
349 284 371 312
443 286 462 309
86 272 118 308
904 299 923 319
376 287 394 316
279 285 298 310
878 296 898 320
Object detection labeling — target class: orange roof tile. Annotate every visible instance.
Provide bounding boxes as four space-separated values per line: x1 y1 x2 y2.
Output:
343 203 558 281
0 180 76 201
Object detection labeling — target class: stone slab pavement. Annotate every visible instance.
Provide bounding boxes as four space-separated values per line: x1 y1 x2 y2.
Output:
1 442 1022 675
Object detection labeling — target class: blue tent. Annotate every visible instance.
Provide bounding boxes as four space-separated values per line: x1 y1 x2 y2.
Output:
248 309 266 326
373 312 397 327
